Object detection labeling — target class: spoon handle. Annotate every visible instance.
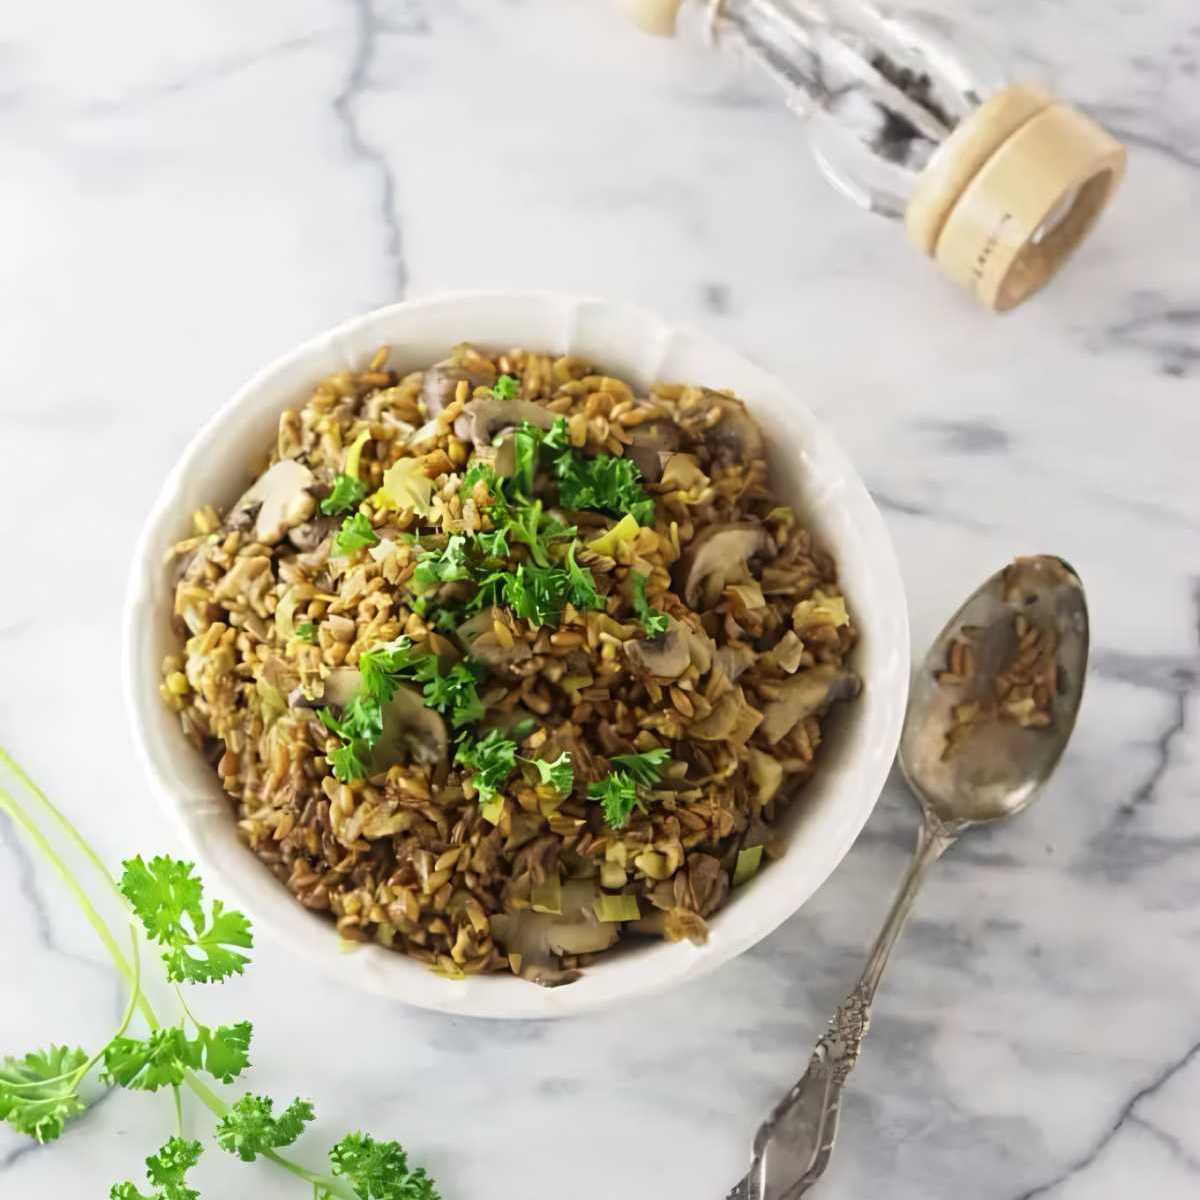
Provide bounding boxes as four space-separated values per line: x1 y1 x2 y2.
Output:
728 818 957 1200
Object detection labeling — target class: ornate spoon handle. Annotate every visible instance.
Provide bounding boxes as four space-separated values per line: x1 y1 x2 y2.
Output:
727 819 957 1200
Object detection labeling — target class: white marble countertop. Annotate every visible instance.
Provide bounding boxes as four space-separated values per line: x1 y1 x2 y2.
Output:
2 2 1198 1197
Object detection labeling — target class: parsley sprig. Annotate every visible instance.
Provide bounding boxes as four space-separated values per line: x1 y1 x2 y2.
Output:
589 748 673 830
0 747 441 1200
631 572 670 637
321 474 368 517
318 637 486 782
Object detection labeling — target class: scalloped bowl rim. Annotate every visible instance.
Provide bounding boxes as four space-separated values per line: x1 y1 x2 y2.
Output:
122 291 909 1020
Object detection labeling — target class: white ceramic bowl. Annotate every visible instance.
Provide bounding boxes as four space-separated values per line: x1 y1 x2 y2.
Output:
123 292 909 1019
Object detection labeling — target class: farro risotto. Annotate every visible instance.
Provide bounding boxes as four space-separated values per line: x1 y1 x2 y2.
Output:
161 346 861 986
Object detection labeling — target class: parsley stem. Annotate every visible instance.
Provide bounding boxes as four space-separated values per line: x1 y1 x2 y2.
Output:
0 781 158 1032
173 1084 184 1137
0 747 125 901
0 755 358 1199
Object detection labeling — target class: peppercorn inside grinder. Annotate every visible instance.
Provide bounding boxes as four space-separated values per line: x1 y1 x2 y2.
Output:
624 0 1126 311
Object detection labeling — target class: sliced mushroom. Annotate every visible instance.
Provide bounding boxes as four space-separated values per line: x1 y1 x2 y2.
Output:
679 852 729 918
759 664 862 744
456 608 533 672
491 879 616 984
372 684 449 768
701 391 765 466
287 516 336 552
680 622 715 675
657 451 708 492
288 666 361 710
675 522 775 610
421 359 494 416
714 641 756 683
625 419 681 482
228 460 316 545
453 397 556 448
626 619 690 679
690 686 762 744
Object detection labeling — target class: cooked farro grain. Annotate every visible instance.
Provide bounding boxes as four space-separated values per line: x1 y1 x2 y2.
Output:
162 345 861 986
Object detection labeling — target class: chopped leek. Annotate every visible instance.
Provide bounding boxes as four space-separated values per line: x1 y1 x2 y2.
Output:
593 893 640 923
586 514 641 557
733 844 764 887
374 457 434 516
344 428 372 478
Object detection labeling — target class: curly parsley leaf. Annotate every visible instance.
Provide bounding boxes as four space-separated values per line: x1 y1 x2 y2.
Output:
417 659 486 727
492 374 520 401
103 1029 199 1092
321 474 368 516
555 450 655 526
216 1093 315 1162
589 751 671 829
119 856 253 984
525 751 573 796
199 1021 253 1084
412 535 471 590
334 511 380 556
0 1045 89 1143
470 528 509 560
294 621 318 644
631 572 670 637
110 1136 203 1200
565 544 604 612
359 636 422 703
328 1132 441 1200
609 748 672 787
506 497 575 568
588 773 642 831
456 730 518 804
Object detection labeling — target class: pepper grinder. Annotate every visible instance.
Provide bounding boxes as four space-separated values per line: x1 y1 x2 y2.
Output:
623 0 1126 311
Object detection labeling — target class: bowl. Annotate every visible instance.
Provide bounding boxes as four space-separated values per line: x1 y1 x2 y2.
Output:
123 292 909 1019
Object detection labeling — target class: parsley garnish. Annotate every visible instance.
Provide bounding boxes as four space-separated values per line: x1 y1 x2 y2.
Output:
119 856 252 984
501 563 571 629
492 374 520 400
333 511 379 555
0 1046 88 1143
566 543 605 612
412 535 471 590
525 751 574 796
610 748 672 787
319 638 486 781
294 621 318 643
215 1094 315 1161
506 497 575 567
589 749 673 830
103 1022 251 1091
110 1135 203 1200
321 473 368 516
588 774 641 831
555 450 655 525
329 1132 442 1200
0 745 443 1200
631 572 670 637
455 729 518 804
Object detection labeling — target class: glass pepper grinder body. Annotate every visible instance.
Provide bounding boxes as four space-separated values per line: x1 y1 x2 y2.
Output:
627 0 1126 311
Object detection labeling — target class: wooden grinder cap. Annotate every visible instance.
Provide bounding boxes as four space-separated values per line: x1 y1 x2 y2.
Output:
906 84 1126 311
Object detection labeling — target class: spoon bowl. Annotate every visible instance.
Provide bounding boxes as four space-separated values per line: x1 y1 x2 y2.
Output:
899 555 1089 829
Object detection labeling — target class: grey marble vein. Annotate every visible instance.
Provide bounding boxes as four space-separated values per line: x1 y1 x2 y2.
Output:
332 0 408 302
1011 1039 1200 1199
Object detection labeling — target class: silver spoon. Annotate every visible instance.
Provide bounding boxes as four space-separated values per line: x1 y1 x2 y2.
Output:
727 555 1090 1200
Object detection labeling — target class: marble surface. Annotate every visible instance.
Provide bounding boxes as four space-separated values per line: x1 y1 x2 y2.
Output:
2 1 1198 1197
